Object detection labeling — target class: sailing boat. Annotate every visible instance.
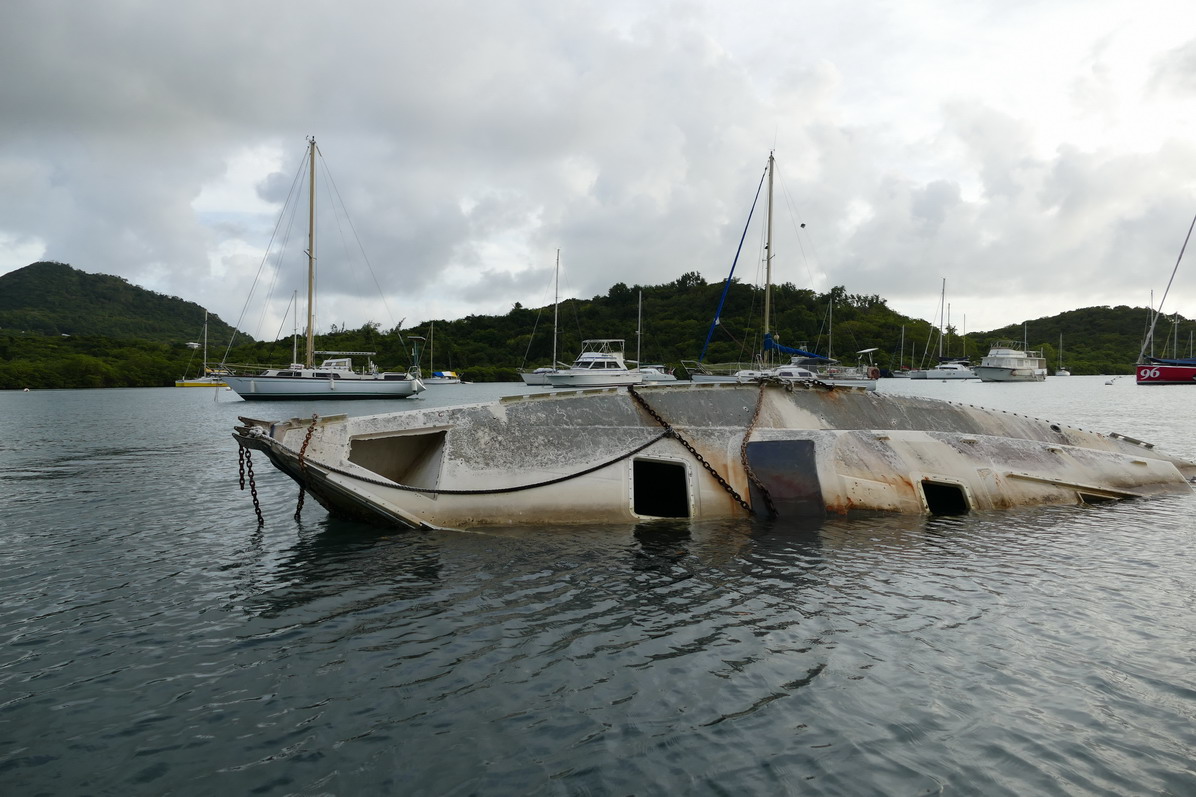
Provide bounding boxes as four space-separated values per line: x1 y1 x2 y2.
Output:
1136 213 1196 385
222 138 425 401
1055 333 1071 376
421 322 462 385
632 290 677 382
889 325 911 377
908 280 975 380
684 152 875 389
175 311 229 387
520 250 564 386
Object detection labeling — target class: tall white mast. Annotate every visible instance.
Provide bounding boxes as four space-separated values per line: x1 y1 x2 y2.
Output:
763 152 775 365
937 278 946 360
637 289 642 365
304 136 317 370
552 249 560 370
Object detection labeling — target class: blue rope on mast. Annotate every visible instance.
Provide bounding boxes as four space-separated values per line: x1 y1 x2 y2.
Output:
698 160 769 363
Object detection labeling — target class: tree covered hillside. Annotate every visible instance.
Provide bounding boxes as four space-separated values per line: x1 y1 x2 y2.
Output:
0 261 239 343
0 261 1187 389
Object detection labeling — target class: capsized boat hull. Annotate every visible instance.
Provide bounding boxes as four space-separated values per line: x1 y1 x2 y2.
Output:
232 382 1196 530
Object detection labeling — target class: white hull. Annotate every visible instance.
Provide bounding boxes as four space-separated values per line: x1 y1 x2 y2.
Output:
224 373 424 400
234 382 1196 530
544 372 644 388
974 367 1047 382
909 370 976 380
520 371 556 386
175 376 228 388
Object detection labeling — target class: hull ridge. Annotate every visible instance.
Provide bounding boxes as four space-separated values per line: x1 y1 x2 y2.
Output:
233 382 1196 530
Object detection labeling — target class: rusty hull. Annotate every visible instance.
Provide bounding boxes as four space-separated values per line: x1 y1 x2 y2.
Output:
232 382 1196 529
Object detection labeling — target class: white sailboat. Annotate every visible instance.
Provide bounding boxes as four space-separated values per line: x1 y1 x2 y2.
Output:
632 290 677 382
908 281 975 380
1056 333 1071 376
748 154 875 390
418 322 462 385
520 250 564 386
175 311 229 387
222 138 425 401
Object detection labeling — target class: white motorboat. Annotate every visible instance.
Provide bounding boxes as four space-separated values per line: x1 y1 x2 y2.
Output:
520 367 559 386
233 380 1196 530
636 365 678 382
974 341 1048 382
910 360 977 380
544 339 644 388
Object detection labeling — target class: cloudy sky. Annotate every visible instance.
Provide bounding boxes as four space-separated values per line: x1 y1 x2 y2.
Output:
3 0 1195 341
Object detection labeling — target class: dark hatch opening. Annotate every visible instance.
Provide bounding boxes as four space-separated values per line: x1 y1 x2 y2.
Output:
922 480 969 515
633 459 689 518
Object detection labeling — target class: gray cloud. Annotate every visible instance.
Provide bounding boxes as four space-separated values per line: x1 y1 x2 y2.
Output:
2 0 1195 338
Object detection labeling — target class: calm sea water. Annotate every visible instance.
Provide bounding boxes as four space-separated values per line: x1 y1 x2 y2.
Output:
2 377 1195 795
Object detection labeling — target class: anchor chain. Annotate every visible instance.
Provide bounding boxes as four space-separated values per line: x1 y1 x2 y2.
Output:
739 382 777 516
237 445 264 526
294 414 318 520
628 386 754 515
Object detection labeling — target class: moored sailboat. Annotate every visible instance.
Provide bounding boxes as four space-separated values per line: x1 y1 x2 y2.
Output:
1136 213 1196 385
685 152 875 390
175 311 229 387
221 138 424 401
520 250 565 386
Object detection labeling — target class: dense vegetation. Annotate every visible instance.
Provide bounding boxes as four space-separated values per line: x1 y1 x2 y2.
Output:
0 261 1187 390
1 261 240 342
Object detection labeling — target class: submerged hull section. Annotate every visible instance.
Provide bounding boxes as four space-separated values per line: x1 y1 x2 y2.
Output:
233 382 1196 530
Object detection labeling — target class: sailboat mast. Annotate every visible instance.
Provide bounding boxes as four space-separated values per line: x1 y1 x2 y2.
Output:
763 151 775 365
305 136 316 369
937 278 945 360
552 249 560 370
291 290 299 365
637 289 642 365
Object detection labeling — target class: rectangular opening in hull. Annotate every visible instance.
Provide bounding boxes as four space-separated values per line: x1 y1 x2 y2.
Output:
633 459 690 518
922 480 970 515
348 431 446 489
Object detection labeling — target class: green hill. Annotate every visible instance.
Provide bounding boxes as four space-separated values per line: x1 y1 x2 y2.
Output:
0 261 239 343
0 261 1186 389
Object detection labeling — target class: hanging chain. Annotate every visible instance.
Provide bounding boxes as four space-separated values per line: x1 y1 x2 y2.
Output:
294 414 319 521
628 386 754 515
739 383 777 516
237 445 264 526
